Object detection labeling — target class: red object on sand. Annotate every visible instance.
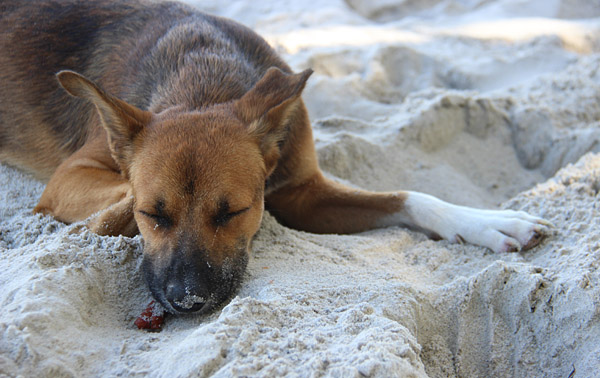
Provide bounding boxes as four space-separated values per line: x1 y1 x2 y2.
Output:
134 300 165 331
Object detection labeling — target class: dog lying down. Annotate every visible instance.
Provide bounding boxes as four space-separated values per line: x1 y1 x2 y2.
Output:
0 0 552 322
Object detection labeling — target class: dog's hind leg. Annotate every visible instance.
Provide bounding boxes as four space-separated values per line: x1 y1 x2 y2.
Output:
265 172 552 253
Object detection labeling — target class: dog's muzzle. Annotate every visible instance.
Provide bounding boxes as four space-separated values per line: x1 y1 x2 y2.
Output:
141 247 248 314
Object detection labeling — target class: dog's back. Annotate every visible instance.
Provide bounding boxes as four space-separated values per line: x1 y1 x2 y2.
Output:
0 0 288 181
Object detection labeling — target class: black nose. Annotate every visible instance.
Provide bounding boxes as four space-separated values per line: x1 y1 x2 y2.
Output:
164 280 208 313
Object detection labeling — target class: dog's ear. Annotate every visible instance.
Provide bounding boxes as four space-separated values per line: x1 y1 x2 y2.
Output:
235 67 313 176
56 70 151 174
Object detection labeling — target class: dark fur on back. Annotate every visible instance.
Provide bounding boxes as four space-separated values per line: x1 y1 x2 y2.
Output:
0 0 289 180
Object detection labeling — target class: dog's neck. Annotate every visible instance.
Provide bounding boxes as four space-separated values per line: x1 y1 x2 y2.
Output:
120 18 270 114
145 56 260 113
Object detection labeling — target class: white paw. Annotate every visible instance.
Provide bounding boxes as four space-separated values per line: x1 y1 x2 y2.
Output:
402 192 553 253
448 208 553 253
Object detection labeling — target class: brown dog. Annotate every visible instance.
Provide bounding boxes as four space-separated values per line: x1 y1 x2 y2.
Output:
0 0 551 314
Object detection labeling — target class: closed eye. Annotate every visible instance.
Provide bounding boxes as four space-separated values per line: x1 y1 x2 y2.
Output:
138 210 172 229
213 206 250 227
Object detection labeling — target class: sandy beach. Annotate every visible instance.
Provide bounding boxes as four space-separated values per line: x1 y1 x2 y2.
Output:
1 0 600 376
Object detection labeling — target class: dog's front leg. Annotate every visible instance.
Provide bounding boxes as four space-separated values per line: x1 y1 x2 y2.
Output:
34 143 138 237
266 173 551 253
85 189 137 237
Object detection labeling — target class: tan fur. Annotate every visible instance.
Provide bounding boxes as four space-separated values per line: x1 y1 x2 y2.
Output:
0 0 544 314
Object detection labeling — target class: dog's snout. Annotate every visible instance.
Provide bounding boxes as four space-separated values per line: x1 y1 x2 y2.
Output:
142 243 249 315
164 279 208 313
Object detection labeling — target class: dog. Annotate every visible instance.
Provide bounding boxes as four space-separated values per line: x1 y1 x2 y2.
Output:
0 0 551 314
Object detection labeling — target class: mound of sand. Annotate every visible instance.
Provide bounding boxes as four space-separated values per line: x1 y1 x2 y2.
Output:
1 0 599 377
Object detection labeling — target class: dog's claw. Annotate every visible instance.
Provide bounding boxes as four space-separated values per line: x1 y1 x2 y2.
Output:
538 219 556 228
522 230 544 250
500 237 522 253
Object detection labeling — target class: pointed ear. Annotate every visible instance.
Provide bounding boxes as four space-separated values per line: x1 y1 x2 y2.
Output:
56 70 151 174
234 67 313 175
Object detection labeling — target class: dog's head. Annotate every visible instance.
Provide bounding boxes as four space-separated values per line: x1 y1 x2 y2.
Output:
57 67 312 314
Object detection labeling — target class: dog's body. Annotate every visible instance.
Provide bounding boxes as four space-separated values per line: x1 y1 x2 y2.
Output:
0 0 550 314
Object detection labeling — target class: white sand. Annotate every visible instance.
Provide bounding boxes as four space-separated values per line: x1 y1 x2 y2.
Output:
2 0 600 376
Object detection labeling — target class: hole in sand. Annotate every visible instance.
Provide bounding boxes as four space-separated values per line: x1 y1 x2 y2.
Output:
315 91 600 209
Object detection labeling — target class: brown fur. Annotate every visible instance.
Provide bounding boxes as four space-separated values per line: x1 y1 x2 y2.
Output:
0 0 414 314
